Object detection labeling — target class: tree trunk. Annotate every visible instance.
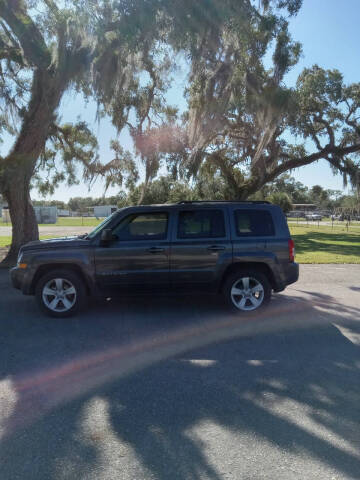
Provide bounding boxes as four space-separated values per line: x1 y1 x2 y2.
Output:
0 69 67 267
227 173 266 202
2 178 39 266
137 166 151 205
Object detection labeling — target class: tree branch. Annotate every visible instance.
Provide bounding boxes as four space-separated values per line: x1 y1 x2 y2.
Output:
0 45 23 63
43 0 59 13
266 143 360 183
138 49 157 130
344 105 360 137
0 0 51 69
313 115 335 146
207 151 240 197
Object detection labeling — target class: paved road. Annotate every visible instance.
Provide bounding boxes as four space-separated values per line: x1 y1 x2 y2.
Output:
0 265 359 480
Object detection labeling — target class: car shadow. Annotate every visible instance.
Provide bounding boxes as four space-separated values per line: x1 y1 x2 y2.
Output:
0 289 360 479
349 286 360 292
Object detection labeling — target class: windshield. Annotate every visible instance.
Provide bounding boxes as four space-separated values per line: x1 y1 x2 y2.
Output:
86 211 120 239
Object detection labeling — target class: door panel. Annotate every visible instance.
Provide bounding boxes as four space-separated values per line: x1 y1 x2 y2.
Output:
95 240 170 292
94 211 171 293
230 207 276 261
170 208 232 291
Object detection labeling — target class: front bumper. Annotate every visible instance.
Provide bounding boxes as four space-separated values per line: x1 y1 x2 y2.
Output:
10 266 23 290
10 266 33 294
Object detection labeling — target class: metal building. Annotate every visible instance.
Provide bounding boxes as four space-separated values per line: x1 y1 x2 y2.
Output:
34 206 57 224
93 205 118 218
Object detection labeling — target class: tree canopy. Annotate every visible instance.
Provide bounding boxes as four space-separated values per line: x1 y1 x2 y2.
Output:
0 0 176 263
104 0 360 204
39 173 356 213
1 0 360 264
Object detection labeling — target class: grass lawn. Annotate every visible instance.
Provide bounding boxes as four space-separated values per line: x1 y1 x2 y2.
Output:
0 235 56 248
0 236 12 248
289 225 360 263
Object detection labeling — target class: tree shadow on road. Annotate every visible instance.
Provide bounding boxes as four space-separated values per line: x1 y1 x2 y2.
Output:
0 289 360 479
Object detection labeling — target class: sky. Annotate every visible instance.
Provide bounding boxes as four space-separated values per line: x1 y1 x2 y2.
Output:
2 0 360 202
284 0 360 193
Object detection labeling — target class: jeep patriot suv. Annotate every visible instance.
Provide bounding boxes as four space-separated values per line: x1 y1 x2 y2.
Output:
11 201 299 317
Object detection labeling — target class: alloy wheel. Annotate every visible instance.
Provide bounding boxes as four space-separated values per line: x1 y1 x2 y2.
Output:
230 276 264 311
42 278 77 313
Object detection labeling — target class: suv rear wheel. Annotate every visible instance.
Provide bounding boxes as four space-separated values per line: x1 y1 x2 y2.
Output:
224 270 271 312
35 269 86 318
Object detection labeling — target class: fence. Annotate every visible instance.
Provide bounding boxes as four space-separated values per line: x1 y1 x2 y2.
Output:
287 216 360 233
0 214 104 227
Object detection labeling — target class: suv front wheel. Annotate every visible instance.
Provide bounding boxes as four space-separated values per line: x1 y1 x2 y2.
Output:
224 270 271 312
35 269 86 317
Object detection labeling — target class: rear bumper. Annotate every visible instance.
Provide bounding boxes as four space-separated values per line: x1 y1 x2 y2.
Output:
285 261 299 285
273 262 299 292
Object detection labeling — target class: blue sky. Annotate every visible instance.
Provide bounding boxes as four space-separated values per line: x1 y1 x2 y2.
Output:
283 0 360 193
3 0 360 201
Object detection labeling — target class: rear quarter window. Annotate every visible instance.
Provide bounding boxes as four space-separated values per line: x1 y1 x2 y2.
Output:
234 209 275 236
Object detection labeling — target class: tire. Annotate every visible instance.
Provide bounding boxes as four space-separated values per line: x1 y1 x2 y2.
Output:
223 269 271 313
35 269 86 318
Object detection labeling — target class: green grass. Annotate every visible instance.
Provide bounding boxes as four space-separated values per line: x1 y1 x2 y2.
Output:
0 236 11 248
289 225 360 263
0 235 56 248
288 218 360 227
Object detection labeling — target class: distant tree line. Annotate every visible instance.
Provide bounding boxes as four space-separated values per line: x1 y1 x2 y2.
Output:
32 174 358 215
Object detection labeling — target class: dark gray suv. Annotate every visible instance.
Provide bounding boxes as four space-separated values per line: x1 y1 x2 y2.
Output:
10 201 299 317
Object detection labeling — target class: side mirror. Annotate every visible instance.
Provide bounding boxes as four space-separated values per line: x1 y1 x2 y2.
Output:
100 228 115 246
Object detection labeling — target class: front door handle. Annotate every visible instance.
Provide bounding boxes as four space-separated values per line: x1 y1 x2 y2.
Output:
207 245 226 252
147 246 165 254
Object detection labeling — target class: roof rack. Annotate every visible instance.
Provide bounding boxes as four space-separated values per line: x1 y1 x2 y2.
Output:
177 200 271 205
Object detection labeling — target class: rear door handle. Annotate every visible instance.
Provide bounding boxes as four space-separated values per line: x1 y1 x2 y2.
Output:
147 246 165 254
207 245 226 252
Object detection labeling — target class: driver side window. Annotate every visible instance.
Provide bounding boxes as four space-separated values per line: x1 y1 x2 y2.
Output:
112 212 168 241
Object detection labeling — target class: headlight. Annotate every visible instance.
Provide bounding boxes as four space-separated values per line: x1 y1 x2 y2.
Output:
17 252 27 268
17 252 23 265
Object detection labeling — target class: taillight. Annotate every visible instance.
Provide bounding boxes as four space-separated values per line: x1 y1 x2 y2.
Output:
289 238 295 262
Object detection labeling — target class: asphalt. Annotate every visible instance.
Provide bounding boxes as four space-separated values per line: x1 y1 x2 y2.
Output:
0 265 359 480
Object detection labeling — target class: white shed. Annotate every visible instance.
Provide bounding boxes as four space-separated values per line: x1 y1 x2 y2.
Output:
1 208 11 222
93 205 118 218
34 206 57 224
57 209 70 217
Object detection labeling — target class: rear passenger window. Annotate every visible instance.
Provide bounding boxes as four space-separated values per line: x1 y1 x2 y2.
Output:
178 210 225 239
234 210 275 236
